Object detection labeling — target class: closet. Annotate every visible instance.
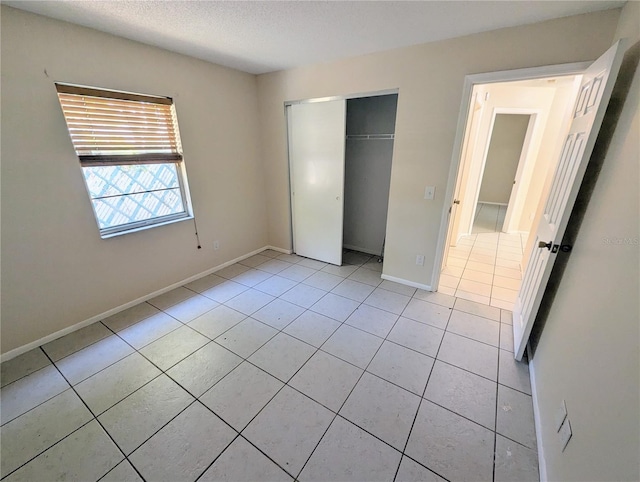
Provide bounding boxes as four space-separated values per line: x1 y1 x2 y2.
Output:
287 93 398 266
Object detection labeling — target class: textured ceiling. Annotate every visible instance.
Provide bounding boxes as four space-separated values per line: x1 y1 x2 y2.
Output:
4 1 625 74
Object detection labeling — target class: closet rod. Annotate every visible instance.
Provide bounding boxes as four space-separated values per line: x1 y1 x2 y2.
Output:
346 134 395 140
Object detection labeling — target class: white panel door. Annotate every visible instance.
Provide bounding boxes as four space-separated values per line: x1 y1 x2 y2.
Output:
513 41 626 360
289 100 346 265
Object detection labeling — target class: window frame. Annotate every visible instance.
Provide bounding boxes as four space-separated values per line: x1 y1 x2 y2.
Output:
92 162 193 239
55 83 194 238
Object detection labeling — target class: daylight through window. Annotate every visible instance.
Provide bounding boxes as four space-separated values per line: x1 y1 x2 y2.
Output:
56 84 192 237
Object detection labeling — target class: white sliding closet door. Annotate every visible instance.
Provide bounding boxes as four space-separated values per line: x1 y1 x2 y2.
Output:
288 100 346 265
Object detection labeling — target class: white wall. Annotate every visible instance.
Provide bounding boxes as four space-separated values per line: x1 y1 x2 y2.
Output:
531 2 640 480
257 9 620 287
0 7 268 354
343 95 397 254
478 114 529 205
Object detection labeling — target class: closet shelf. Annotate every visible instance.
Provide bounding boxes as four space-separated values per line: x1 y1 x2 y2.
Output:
346 134 395 140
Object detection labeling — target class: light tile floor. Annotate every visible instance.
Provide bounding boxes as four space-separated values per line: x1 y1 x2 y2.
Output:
442 205 529 310
472 203 507 234
0 249 538 482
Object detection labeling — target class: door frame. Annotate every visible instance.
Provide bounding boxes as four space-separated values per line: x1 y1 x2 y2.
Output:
285 88 399 258
485 108 541 234
467 108 541 235
433 62 590 289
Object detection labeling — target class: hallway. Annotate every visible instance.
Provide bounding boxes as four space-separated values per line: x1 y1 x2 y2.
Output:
440 205 528 311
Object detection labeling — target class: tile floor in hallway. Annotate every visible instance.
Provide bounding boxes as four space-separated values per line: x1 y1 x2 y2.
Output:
472 203 508 235
0 249 539 482
441 204 529 311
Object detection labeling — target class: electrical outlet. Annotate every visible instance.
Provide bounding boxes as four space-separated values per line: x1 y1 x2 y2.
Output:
213 240 220 250
559 418 572 452
555 400 568 432
416 254 425 266
424 186 435 200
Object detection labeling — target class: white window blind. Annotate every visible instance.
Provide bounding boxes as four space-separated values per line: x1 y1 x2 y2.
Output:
56 84 182 166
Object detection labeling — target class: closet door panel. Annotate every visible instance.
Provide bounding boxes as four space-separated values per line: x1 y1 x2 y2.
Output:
289 100 346 265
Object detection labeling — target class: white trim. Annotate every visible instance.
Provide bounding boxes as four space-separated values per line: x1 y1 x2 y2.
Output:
100 213 193 239
477 201 508 206
285 104 296 254
432 61 591 292
381 274 431 292
0 245 282 363
284 88 399 106
529 359 548 482
499 109 543 233
466 62 590 85
266 245 292 255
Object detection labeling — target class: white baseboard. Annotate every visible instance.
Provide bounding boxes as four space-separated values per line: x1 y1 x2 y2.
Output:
0 245 278 363
343 244 382 256
266 245 292 255
529 360 547 482
478 201 508 206
380 274 432 292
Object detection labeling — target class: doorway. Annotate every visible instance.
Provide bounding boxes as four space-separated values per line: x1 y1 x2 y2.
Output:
433 42 625 359
439 75 582 310
474 113 530 233
287 92 398 268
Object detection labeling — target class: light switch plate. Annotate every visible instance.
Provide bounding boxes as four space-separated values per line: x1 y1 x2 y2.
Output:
559 418 572 452
555 400 567 432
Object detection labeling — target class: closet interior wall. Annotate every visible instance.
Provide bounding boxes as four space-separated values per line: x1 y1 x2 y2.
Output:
343 94 398 256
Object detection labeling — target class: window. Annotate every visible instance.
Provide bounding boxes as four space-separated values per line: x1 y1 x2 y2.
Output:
55 84 192 238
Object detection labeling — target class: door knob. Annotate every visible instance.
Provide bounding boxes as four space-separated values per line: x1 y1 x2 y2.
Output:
453 199 460 205
538 241 552 250
539 241 572 253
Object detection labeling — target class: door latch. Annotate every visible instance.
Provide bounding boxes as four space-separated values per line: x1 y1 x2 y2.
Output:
538 241 572 253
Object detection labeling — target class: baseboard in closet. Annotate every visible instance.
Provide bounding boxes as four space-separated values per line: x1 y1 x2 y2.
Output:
342 244 383 256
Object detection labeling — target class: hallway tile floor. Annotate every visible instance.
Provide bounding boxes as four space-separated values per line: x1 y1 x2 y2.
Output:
441 232 528 311
0 249 538 482
442 204 529 311
472 203 508 234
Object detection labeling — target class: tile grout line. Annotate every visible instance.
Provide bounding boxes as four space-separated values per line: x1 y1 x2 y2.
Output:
493 312 503 482
2 249 532 481
102 312 290 480
294 295 409 480
0 407 97 481
188 278 361 481
392 298 456 482
283 290 375 478
41 349 147 482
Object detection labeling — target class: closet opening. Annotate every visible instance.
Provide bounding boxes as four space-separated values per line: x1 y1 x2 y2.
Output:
343 95 398 263
286 91 398 268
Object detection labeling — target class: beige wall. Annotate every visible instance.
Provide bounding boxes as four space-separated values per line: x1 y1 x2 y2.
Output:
0 7 268 354
478 114 529 205
531 2 640 480
257 10 619 287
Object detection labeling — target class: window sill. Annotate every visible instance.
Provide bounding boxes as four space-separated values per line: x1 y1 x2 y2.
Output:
99 214 194 239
